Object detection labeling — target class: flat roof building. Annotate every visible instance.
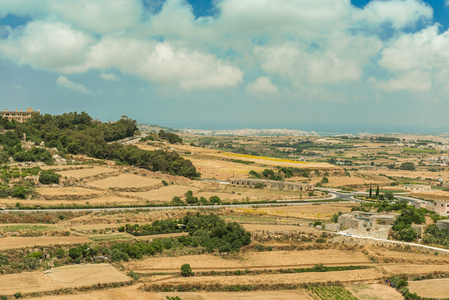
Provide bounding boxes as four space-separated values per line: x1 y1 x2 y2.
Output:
0 108 40 123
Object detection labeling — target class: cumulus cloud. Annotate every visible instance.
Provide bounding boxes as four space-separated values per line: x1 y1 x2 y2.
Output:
0 21 93 73
246 77 279 95
100 73 118 81
357 0 433 30
368 71 432 92
0 0 444 95
56 76 88 93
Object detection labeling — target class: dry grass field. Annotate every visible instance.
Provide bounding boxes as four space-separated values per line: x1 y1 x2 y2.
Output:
348 284 403 300
360 169 449 182
408 278 449 299
248 203 355 219
88 173 162 189
122 185 199 202
0 264 130 296
33 286 314 300
125 250 372 273
241 224 314 232
0 195 142 207
309 175 392 187
37 187 103 198
411 190 449 201
0 236 90 250
147 268 384 288
194 191 248 201
57 167 118 179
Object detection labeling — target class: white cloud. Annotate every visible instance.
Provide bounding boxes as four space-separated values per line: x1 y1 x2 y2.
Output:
100 72 118 81
0 21 93 73
246 77 279 95
0 0 444 96
369 70 431 92
357 0 433 30
380 25 449 71
56 76 88 93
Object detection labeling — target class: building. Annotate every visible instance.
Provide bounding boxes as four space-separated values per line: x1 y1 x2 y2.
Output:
431 200 449 216
436 219 449 231
402 184 431 192
0 108 40 123
229 178 314 191
337 211 399 239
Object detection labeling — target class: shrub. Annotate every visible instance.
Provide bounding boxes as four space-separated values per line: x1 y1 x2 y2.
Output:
209 196 221 204
22 257 40 269
0 254 9 266
55 248 66 259
39 170 61 184
181 264 193 277
14 292 22 299
111 249 129 262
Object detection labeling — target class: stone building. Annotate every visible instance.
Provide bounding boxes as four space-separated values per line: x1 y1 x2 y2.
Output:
431 200 449 216
229 178 314 191
337 211 399 239
0 108 40 123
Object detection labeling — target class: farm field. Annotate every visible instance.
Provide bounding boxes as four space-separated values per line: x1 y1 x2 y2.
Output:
248 203 354 219
122 185 199 202
145 268 384 288
36 187 103 198
0 195 142 207
125 250 372 273
0 264 130 296
408 278 449 299
88 173 162 189
348 284 403 300
411 190 449 201
56 167 118 179
309 175 392 187
242 223 311 232
33 286 314 300
0 236 90 250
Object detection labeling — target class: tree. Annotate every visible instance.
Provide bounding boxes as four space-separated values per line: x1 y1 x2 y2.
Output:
400 162 415 171
376 185 380 197
321 177 329 184
181 263 193 277
369 184 372 198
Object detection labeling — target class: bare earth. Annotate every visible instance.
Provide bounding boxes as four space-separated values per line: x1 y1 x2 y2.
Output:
125 250 371 273
37 187 102 197
0 196 142 207
408 278 449 299
57 167 118 179
348 284 404 300
33 286 314 300
0 264 130 295
251 203 355 219
242 224 310 232
0 236 90 250
88 174 161 189
122 185 199 202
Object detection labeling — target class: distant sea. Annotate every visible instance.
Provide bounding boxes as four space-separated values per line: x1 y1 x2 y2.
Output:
163 122 449 136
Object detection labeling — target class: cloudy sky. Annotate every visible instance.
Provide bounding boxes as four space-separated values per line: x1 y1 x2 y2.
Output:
1 0 449 133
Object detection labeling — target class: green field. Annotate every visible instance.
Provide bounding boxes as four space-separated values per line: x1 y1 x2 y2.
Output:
403 147 439 154
88 234 132 242
307 285 358 300
0 224 57 232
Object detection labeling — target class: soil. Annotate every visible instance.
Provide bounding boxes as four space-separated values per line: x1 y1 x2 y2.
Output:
0 236 90 250
348 284 404 300
88 174 162 189
408 278 449 299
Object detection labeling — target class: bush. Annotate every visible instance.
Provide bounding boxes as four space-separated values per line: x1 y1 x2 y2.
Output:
22 257 40 269
209 195 221 204
0 254 9 266
55 248 66 259
181 264 193 277
14 292 22 299
111 249 129 262
39 170 61 184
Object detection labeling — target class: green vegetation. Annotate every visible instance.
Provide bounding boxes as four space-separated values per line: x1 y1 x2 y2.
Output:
400 162 416 171
38 169 61 184
119 213 251 253
403 147 438 154
158 129 182 144
307 285 357 300
181 264 193 277
3 113 199 179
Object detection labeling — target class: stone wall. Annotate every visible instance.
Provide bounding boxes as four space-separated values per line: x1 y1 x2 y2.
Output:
229 178 314 191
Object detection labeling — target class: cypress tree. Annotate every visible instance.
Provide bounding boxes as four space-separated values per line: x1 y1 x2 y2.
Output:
369 184 372 198
376 185 380 197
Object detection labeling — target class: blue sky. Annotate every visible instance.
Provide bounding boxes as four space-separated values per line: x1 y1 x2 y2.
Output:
1 0 449 134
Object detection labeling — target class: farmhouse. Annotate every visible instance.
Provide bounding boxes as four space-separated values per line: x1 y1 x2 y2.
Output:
0 108 40 123
337 211 399 239
431 200 449 216
229 178 314 191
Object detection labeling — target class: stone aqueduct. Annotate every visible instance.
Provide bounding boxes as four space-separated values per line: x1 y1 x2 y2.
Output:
229 179 314 192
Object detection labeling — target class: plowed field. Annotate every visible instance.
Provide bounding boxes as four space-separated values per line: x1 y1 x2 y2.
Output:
88 174 161 189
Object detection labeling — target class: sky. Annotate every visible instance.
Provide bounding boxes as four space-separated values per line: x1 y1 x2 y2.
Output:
1 0 449 134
